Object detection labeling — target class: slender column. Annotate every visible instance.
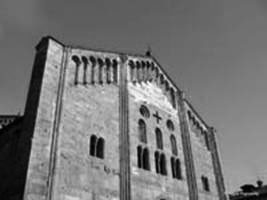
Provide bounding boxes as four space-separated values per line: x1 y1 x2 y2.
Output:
208 128 227 200
119 55 131 200
177 91 198 200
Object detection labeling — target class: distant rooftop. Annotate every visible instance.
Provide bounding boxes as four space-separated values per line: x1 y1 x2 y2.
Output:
0 114 21 130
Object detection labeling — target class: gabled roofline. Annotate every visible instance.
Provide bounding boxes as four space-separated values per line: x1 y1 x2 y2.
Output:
41 35 212 130
184 99 211 130
0 116 23 135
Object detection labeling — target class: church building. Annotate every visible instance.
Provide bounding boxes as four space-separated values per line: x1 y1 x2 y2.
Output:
0 36 226 200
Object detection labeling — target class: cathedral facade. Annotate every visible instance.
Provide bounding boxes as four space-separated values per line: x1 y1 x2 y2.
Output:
0 36 226 200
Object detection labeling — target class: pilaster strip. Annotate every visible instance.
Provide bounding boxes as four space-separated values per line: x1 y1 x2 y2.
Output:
177 92 198 200
119 55 131 200
46 47 69 200
209 129 226 200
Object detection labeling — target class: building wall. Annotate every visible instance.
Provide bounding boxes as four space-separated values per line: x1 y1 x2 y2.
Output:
185 104 219 200
21 37 65 200
51 49 120 200
128 80 189 200
2 36 226 200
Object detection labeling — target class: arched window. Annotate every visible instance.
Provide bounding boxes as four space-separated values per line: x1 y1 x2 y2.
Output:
137 145 142 168
155 67 159 79
141 60 146 81
176 159 182 179
171 157 176 178
155 128 163 149
72 55 81 85
160 74 164 85
112 59 118 83
137 146 150 171
96 137 105 159
170 88 176 108
150 62 155 82
170 135 178 156
204 131 210 150
166 120 175 131
105 58 111 84
81 56 88 85
160 153 167 175
171 157 182 179
155 151 167 176
90 135 97 156
89 135 105 159
165 81 169 91
139 105 150 118
90 56 96 84
97 58 104 84
155 151 160 174
143 148 150 170
146 61 150 81
136 61 141 82
201 176 210 192
129 60 135 81
138 119 147 143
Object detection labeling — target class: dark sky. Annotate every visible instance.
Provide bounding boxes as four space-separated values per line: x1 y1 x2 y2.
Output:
1 0 267 193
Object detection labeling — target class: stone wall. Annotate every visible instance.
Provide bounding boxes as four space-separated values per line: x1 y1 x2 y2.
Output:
128 78 189 200
185 103 219 200
50 49 120 200
3 36 226 200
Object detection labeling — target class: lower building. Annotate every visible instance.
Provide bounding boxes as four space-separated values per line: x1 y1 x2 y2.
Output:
229 181 267 200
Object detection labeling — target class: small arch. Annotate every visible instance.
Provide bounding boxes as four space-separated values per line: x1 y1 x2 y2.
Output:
166 119 175 131
97 58 104 84
81 56 88 84
136 61 141 82
146 61 151 81
139 105 150 118
105 58 111 84
170 135 178 156
149 62 155 82
141 60 146 67
146 61 150 68
112 59 118 83
138 119 147 143
72 55 81 65
96 137 105 159
72 55 81 85
187 111 191 119
129 60 135 82
89 56 96 64
155 128 163 150
170 88 176 108
90 135 97 156
90 56 96 84
141 61 146 81
143 148 150 170
155 67 159 81
204 131 210 150
160 74 164 84
165 80 169 91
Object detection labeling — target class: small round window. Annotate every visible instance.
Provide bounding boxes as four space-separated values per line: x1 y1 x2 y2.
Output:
139 105 150 118
166 119 175 131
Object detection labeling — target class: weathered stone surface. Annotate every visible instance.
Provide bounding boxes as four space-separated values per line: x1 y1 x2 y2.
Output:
0 36 226 200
